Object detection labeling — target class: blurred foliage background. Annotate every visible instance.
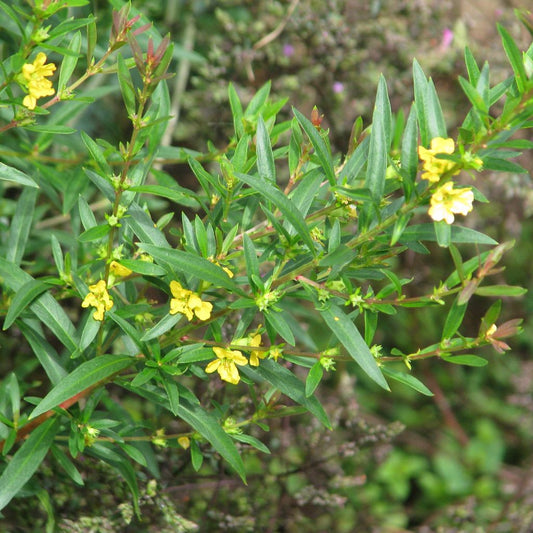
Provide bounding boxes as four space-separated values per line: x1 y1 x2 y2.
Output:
2 0 533 531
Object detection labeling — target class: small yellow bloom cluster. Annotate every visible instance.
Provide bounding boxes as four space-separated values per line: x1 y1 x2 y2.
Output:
205 331 265 384
81 280 113 321
428 181 474 224
419 137 475 225
418 137 459 183
169 281 212 321
205 347 248 385
21 53 56 110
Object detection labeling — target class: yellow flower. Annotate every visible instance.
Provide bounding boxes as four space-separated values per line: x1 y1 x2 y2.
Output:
169 280 212 321
428 181 474 224
418 137 459 183
21 52 56 110
248 334 265 367
178 436 190 449
205 346 248 384
81 280 113 321
109 260 132 277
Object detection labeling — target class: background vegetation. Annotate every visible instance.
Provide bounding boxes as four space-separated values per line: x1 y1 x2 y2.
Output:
1 1 532 532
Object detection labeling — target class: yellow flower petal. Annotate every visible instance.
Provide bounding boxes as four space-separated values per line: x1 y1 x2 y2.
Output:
81 280 113 321
419 137 459 182
428 182 474 224
110 260 132 277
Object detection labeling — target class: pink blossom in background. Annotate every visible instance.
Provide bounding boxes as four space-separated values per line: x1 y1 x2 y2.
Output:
282 43 294 57
332 81 344 94
440 28 453 50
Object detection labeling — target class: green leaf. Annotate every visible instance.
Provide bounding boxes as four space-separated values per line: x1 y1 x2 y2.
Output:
78 314 100 352
0 162 38 188
264 309 295 345
400 104 419 198
426 79 447 139
107 312 145 351
293 107 336 186
464 46 481 85
80 131 112 176
190 439 203 472
434 220 451 248
244 80 271 118
86 15 97 65
0 418 59 511
235 172 316 254
58 31 81 92
442 296 467 340
6 187 38 266
178 394 246 480
22 125 77 135
243 234 261 290
141 313 181 342
118 258 166 276
78 223 111 242
117 53 136 117
339 136 369 184
474 284 528 297
441 355 488 367
0 258 78 352
30 355 135 419
162 377 180 416
231 433 270 454
128 184 199 208
319 303 389 390
498 24 528 92
3 279 51 330
305 361 324 397
228 83 244 138
458 76 489 114
83 169 115 202
365 75 390 201
138 244 241 293
413 59 429 146
255 115 276 182
51 444 84 485
381 367 433 396
18 322 66 385
126 202 170 248
399 224 497 245
241 359 331 428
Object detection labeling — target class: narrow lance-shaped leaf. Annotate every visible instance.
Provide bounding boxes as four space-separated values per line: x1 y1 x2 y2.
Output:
58 31 81 92
319 303 389 390
30 355 135 419
365 75 391 201
0 162 38 188
3 279 51 330
255 115 275 182
400 104 419 198
241 359 331 428
177 395 246 481
235 172 316 254
293 107 336 186
117 53 136 117
228 83 244 138
138 243 243 294
7 187 38 266
413 59 429 146
426 79 447 139
498 24 528 92
0 418 60 511
442 295 467 340
0 258 78 352
381 367 433 396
